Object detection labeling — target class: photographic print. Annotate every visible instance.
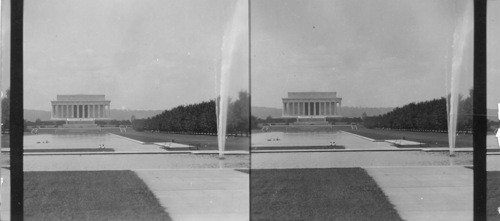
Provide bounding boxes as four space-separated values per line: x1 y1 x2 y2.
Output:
17 0 249 220
250 0 475 220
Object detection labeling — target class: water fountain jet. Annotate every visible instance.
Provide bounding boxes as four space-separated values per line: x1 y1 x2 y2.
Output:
215 0 247 159
446 1 472 157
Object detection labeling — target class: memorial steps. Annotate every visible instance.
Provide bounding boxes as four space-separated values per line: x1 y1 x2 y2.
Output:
265 124 352 133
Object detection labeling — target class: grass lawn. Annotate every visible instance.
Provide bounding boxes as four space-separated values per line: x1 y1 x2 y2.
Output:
345 126 472 147
23 148 115 153
488 171 500 220
251 168 402 221
2 134 9 148
25 170 171 221
251 145 345 150
113 130 249 151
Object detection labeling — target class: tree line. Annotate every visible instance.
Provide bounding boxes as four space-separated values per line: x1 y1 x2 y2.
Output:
363 90 474 132
135 91 250 136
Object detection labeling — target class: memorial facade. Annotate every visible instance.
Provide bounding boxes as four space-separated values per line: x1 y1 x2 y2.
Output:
50 95 111 120
282 92 342 118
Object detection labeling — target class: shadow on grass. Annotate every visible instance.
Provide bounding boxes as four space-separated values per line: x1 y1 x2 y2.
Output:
251 168 403 221
236 169 249 174
251 145 345 150
488 171 500 220
24 148 115 153
24 170 172 221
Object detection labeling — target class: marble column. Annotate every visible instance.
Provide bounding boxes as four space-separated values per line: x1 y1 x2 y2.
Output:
288 102 291 116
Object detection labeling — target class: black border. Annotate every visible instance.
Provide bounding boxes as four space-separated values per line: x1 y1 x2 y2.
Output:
10 0 24 220
473 0 487 220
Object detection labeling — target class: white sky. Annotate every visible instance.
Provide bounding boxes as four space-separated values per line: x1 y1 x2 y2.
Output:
1 0 499 110
252 0 499 109
3 0 249 110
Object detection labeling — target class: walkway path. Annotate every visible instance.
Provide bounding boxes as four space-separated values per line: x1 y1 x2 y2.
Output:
365 166 472 221
135 169 248 221
23 153 249 221
1 168 9 221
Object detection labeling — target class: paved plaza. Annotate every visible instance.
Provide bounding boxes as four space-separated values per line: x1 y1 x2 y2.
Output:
1 168 10 221
22 149 249 221
136 169 248 221
366 166 472 221
253 151 473 221
2 133 478 220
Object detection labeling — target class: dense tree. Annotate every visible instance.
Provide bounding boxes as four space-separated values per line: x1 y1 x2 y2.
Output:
363 90 473 132
140 91 250 136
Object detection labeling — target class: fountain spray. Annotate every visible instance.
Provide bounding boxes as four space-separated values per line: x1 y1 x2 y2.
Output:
216 0 247 159
447 1 472 157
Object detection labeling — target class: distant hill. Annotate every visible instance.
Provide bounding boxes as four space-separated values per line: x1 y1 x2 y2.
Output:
487 109 499 121
339 106 394 118
251 106 394 119
21 107 500 122
251 107 283 119
109 109 164 121
23 109 163 121
24 109 51 121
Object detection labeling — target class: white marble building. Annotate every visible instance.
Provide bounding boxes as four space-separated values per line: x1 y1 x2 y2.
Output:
282 92 342 118
50 95 111 120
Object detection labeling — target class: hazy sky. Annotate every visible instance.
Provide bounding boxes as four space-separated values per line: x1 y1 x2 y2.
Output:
1 0 499 110
16 0 248 111
252 0 499 109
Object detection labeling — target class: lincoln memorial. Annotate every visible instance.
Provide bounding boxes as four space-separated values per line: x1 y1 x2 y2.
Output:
282 92 342 118
50 95 111 120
